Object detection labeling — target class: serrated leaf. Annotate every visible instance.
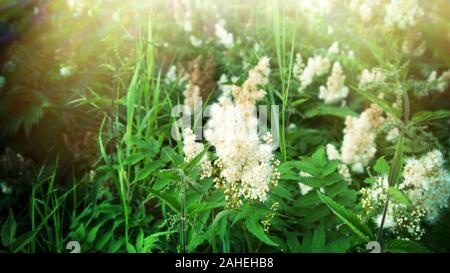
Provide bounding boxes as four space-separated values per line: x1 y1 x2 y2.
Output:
374 157 390 175
317 191 372 242
388 187 412 207
412 110 450 124
352 87 401 119
135 160 164 181
244 213 278 247
123 153 148 165
311 147 327 168
386 239 431 253
147 188 180 213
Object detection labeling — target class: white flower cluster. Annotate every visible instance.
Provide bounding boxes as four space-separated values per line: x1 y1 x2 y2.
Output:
428 69 450 93
60 65 75 78
183 82 201 111
326 144 352 184
215 20 234 49
165 65 178 85
319 62 349 104
384 0 424 30
350 0 382 22
297 0 334 22
217 74 239 94
182 128 212 179
293 53 305 80
361 150 450 239
329 104 385 173
204 58 278 205
189 36 203 47
66 0 86 15
400 150 450 223
358 67 387 88
297 54 331 92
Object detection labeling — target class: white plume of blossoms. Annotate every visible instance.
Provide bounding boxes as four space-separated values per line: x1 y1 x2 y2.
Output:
182 128 212 179
326 144 352 184
293 53 305 79
165 65 178 85
384 0 424 30
215 19 234 48
204 57 279 206
297 55 331 92
400 150 450 223
183 82 201 111
361 150 450 239
341 104 385 173
359 67 387 88
189 35 203 47
428 69 450 94
350 0 381 22
319 62 349 104
328 42 340 55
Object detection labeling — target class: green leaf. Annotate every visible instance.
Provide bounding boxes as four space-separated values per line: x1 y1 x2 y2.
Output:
311 224 326 253
123 153 148 165
108 238 124 253
1 209 17 247
322 160 340 176
86 222 105 243
147 188 180 213
412 110 450 124
351 87 401 119
317 191 372 242
126 243 137 253
135 160 164 181
311 147 327 168
386 239 431 253
187 202 226 214
209 210 232 249
388 187 412 207
244 213 278 247
374 157 390 175
304 105 358 119
136 230 144 252
10 231 34 253
143 231 176 253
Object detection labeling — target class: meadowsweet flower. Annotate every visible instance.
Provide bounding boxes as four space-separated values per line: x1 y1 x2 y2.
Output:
386 127 400 143
165 65 178 84
361 150 449 239
341 104 385 173
319 62 349 104
183 82 201 111
400 150 450 223
293 53 305 79
189 35 203 47
204 58 277 205
182 128 212 179
326 144 352 183
215 20 234 48
298 0 334 22
298 55 330 92
66 0 86 16
217 74 238 94
359 67 386 88
350 0 381 22
60 66 74 78
384 0 424 29
328 42 339 55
